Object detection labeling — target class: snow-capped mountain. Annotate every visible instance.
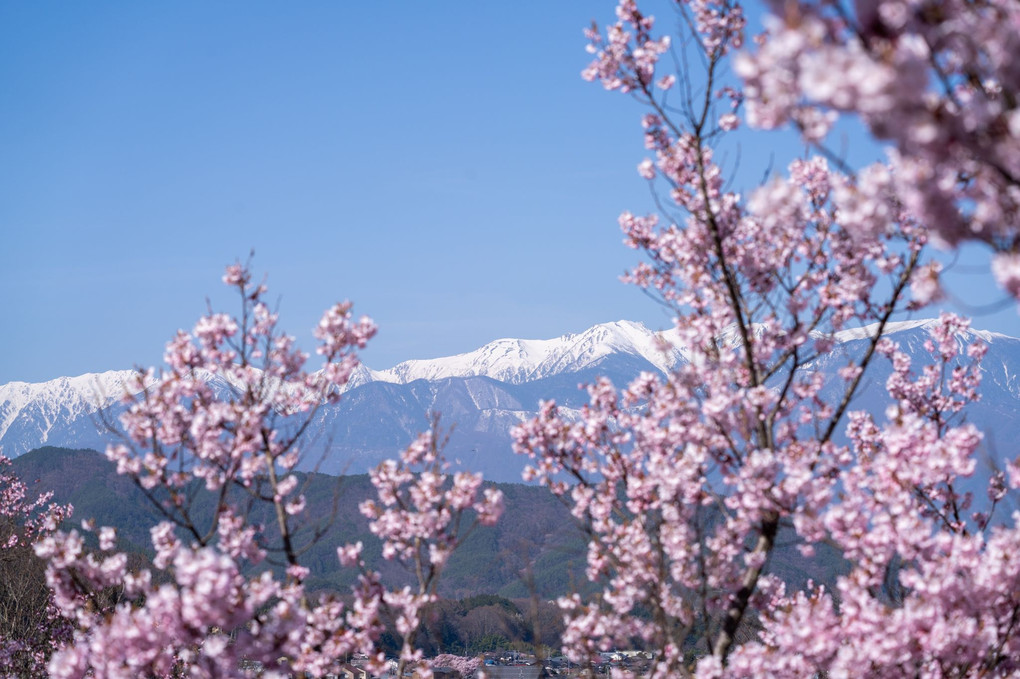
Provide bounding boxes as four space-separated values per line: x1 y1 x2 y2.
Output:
0 370 141 454
0 368 257 462
369 320 685 385
2 319 1019 482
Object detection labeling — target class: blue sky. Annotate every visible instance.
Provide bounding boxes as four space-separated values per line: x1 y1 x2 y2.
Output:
2 2 1017 383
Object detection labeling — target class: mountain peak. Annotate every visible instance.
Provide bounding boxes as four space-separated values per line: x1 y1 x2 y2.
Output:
372 320 683 385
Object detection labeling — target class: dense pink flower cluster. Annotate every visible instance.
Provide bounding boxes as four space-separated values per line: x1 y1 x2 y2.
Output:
31 265 501 678
0 455 72 677
0 455 71 551
735 0 1020 285
720 316 1020 677
512 2 1020 676
427 652 481 676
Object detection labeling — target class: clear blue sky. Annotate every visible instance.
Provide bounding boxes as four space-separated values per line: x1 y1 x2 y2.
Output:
2 2 1016 383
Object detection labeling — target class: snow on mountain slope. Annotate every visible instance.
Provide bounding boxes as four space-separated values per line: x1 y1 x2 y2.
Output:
0 370 150 458
834 317 1016 346
0 370 141 442
0 368 248 458
3 318 1019 482
373 320 684 385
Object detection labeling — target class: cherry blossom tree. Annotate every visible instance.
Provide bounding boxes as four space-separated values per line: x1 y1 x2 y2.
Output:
33 264 503 678
427 652 482 678
14 2 1020 677
514 1 1020 676
0 454 72 677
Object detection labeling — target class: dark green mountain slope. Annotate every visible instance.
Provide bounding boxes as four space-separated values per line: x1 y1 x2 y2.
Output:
11 447 588 598
12 447 845 603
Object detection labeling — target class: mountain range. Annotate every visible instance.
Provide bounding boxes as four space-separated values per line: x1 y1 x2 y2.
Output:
2 319 1019 482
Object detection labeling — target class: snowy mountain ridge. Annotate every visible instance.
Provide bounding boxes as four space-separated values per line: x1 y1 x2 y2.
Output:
2 318 1018 480
368 320 685 386
831 317 1015 344
0 370 139 442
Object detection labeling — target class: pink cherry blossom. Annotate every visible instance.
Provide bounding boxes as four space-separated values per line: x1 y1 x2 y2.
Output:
32 264 500 678
513 3 1020 675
